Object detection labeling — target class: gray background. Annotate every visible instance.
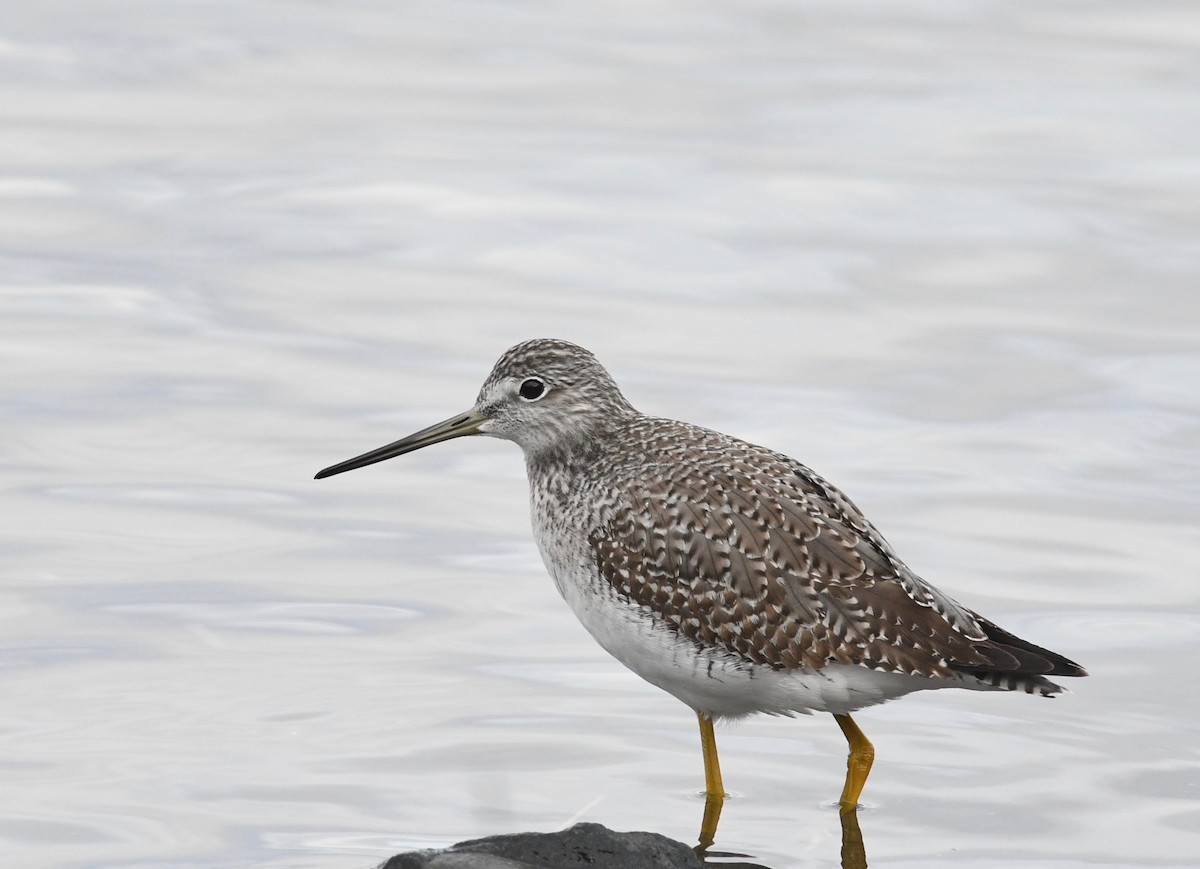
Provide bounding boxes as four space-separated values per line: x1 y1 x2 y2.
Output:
2 2 1197 866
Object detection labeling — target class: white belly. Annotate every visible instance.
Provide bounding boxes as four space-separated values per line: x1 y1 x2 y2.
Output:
553 563 942 720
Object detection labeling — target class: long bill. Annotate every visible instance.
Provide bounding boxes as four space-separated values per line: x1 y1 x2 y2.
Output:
314 408 485 479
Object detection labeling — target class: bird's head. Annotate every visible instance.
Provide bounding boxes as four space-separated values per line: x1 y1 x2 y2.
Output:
315 338 636 479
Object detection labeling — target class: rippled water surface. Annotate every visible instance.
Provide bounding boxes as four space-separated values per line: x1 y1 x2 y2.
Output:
3 2 1199 867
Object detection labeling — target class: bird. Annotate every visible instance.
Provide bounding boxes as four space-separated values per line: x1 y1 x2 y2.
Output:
315 338 1086 847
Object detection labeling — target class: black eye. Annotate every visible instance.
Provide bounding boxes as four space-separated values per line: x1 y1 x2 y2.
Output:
519 378 546 400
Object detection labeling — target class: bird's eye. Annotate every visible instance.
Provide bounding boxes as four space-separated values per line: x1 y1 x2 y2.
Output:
519 378 546 401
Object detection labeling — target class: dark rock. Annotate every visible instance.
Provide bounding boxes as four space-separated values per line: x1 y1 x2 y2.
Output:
378 821 704 869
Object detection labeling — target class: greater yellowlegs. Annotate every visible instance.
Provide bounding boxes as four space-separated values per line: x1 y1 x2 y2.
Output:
316 338 1086 845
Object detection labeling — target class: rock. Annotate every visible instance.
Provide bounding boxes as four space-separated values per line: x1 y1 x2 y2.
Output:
378 821 704 869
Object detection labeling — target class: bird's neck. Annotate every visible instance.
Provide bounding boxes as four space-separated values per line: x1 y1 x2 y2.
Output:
522 410 640 486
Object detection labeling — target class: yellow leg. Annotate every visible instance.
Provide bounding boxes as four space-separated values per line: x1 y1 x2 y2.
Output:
696 713 726 850
833 713 875 814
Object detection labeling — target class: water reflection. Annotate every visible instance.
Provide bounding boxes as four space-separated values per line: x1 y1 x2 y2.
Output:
695 807 867 869
838 810 867 869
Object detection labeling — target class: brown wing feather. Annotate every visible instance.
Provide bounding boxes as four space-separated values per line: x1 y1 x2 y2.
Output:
587 425 1054 684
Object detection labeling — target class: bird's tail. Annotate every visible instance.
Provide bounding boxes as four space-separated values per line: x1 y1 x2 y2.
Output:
951 612 1087 696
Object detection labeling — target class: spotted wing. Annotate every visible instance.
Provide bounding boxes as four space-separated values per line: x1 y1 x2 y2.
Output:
588 435 1065 683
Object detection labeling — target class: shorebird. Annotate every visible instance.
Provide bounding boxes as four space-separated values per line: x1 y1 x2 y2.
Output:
315 338 1086 846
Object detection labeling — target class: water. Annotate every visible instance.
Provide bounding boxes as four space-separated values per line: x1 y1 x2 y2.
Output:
3 1 1198 866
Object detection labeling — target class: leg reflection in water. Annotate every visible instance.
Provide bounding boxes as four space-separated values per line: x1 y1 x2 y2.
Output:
694 806 868 869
